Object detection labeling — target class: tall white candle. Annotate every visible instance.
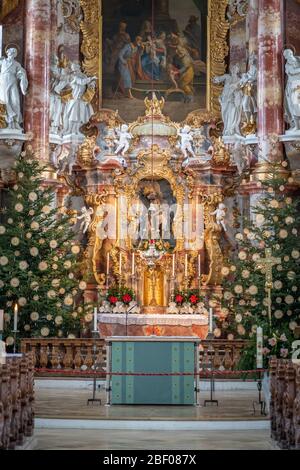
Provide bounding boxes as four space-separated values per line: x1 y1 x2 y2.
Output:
209 308 213 334
256 327 263 369
172 254 175 277
106 253 110 276
185 254 188 277
13 304 18 331
198 254 201 278
132 252 135 276
0 310 3 331
93 307 98 332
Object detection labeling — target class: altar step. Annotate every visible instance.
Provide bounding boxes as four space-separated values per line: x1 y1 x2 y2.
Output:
35 418 270 432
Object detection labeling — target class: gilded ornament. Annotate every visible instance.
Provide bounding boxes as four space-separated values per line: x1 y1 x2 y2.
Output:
210 136 231 168
0 102 7 129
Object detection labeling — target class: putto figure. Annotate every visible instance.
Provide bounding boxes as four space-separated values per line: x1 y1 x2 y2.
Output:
0 47 28 130
178 125 196 164
211 203 227 232
283 49 300 133
77 206 94 234
115 124 132 156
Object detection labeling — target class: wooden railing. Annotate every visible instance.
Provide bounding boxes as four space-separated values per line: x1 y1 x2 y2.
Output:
270 358 300 450
21 338 247 374
21 339 106 372
0 353 34 450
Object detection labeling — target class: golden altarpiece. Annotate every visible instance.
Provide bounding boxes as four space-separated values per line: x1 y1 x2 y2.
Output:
58 0 241 338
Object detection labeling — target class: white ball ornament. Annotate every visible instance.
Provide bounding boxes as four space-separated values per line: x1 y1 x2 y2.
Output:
41 327 50 337
0 256 9 266
0 226 6 234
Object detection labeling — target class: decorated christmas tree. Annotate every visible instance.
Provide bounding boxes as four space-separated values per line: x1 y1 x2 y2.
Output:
217 165 300 369
0 152 86 346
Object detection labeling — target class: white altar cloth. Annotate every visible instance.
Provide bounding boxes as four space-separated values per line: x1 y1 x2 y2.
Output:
98 313 208 326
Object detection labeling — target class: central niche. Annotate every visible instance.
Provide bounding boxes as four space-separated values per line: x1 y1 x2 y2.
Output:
134 178 177 250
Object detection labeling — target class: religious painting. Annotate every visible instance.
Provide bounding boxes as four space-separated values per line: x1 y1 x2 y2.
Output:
102 0 208 122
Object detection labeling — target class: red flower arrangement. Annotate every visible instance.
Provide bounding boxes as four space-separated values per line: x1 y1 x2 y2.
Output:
175 294 184 305
122 293 132 305
189 294 198 305
108 296 118 305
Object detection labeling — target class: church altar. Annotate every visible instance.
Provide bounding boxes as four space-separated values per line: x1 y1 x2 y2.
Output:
106 336 201 406
99 314 208 339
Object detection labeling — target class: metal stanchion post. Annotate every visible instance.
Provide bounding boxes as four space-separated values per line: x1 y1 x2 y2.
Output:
87 330 102 406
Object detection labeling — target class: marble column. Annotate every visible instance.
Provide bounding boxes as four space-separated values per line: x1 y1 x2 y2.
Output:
24 0 51 162
257 0 284 164
247 0 258 57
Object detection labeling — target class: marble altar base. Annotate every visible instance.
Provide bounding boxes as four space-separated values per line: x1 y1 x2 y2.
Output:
98 314 208 339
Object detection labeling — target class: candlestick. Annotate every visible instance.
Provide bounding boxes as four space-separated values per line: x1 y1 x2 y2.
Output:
13 303 18 332
209 308 213 334
172 254 175 277
198 254 201 278
93 307 98 332
106 253 110 276
256 327 263 369
185 253 188 278
132 252 135 276
119 252 122 276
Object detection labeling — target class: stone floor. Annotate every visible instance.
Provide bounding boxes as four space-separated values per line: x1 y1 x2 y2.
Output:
35 387 268 421
35 428 276 450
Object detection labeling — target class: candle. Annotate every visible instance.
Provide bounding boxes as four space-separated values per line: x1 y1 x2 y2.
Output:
185 254 188 277
13 304 18 332
106 253 110 276
209 308 213 334
172 254 175 277
93 307 98 332
198 254 201 278
132 252 135 276
256 327 263 369
0 310 3 332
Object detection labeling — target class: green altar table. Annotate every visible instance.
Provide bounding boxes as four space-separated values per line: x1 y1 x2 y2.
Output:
106 337 200 406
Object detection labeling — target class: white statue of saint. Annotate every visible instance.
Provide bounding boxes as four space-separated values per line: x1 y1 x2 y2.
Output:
178 125 196 164
213 65 243 136
50 56 69 134
115 124 132 156
77 206 94 234
283 49 300 133
211 203 227 232
240 55 257 127
0 47 28 130
63 62 97 135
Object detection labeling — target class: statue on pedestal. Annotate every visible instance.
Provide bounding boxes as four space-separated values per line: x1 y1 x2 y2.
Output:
213 65 242 136
0 48 28 130
240 55 257 135
283 49 300 133
63 62 97 135
178 125 196 165
50 56 69 134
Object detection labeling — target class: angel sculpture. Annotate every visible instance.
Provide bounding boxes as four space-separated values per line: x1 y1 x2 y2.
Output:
77 206 94 234
211 203 227 232
115 124 132 156
178 125 196 165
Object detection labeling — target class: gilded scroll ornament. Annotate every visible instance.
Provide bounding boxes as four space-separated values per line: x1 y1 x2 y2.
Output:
80 0 101 79
209 0 230 115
